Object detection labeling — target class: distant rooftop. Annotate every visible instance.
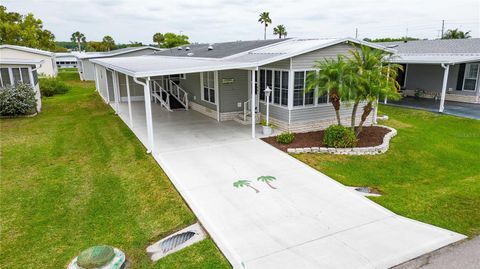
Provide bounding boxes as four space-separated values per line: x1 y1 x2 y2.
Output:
380 38 480 55
0 44 54 57
74 46 162 59
155 39 288 58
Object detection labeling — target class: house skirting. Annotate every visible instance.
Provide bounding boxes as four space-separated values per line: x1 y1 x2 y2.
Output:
403 89 479 104
189 101 242 121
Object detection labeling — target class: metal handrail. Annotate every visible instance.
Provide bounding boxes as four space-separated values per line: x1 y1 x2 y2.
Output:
152 81 171 111
168 80 189 110
243 99 251 121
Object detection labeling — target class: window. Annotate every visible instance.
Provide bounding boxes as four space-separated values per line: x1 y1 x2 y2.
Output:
32 70 38 85
201 71 216 104
0 68 11 87
273 71 281 104
258 69 289 106
281 71 288 106
463 63 479 91
21 68 30 84
305 71 315 105
293 72 304 106
12 68 21 85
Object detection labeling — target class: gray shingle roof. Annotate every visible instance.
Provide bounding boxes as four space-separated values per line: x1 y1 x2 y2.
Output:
155 39 289 58
380 38 480 54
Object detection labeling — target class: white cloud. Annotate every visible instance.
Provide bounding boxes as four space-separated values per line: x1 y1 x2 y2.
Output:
3 0 479 44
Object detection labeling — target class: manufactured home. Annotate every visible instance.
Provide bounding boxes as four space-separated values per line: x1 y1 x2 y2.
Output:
382 38 480 112
90 38 390 152
55 52 78 69
74 46 162 81
0 45 57 77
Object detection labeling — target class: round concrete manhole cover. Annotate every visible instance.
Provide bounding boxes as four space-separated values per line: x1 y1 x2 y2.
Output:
161 231 196 253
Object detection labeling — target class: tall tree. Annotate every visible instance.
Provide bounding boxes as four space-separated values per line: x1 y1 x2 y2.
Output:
0 5 56 51
102 35 115 51
273 25 287 39
70 31 86 51
258 12 272 40
152 32 165 47
443 29 471 39
162 32 189 48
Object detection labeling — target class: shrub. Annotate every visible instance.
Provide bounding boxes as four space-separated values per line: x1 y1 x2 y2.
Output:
39 76 70 97
276 131 295 144
0 83 37 116
323 125 357 148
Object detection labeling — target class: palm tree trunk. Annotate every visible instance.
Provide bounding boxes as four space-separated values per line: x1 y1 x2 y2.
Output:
264 25 267 40
356 101 373 136
266 181 277 189
351 100 360 129
248 185 260 193
77 39 81 52
330 90 342 125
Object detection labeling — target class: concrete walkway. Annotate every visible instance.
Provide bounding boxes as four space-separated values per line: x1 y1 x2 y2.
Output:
394 237 480 269
115 102 466 269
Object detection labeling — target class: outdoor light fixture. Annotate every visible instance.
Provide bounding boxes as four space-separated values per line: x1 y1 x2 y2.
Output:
263 86 273 135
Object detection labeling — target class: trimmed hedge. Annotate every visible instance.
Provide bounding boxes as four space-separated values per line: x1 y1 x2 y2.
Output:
0 83 37 116
323 125 357 148
39 77 70 97
276 132 295 144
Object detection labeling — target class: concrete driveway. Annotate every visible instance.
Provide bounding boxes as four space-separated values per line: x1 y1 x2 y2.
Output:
116 102 465 268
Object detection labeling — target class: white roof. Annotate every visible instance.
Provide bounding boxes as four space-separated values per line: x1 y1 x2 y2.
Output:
74 46 162 59
55 53 78 62
389 54 480 64
0 58 44 65
0 44 54 57
92 38 393 78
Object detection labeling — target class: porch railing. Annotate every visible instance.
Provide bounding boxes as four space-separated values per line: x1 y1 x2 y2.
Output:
152 81 172 111
243 99 251 121
168 80 189 110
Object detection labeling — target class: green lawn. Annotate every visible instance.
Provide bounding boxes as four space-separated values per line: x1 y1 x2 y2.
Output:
295 105 480 237
0 70 230 269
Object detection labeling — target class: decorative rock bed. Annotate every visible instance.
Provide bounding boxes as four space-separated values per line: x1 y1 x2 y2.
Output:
287 125 397 155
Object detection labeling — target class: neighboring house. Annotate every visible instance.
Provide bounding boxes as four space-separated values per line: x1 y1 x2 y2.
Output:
0 58 43 112
55 52 78 69
90 38 390 151
382 38 480 110
74 46 163 81
0 45 57 77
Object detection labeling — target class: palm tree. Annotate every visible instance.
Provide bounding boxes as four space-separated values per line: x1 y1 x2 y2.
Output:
153 32 165 48
257 176 277 189
306 55 354 125
443 28 471 39
70 31 86 51
102 35 115 51
258 12 272 40
273 25 287 39
233 180 259 193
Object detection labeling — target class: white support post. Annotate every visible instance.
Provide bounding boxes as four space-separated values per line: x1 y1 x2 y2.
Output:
251 68 257 138
113 71 120 114
439 64 450 113
126 75 133 128
134 77 155 153
287 58 294 112
214 71 220 121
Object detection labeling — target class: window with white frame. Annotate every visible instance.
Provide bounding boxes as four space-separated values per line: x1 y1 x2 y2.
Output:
463 63 479 91
0 67 32 87
258 69 289 107
201 71 216 104
293 71 315 107
0 68 11 87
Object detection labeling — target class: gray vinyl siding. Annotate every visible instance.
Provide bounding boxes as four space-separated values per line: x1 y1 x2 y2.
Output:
117 73 144 97
405 63 477 96
218 69 249 112
290 102 366 122
259 103 289 122
291 43 354 70
178 73 216 110
261 59 290 69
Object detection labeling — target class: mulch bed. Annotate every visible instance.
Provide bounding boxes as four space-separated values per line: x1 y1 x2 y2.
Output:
262 126 391 152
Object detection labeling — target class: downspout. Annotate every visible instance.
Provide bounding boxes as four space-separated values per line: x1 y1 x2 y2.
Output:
134 76 155 154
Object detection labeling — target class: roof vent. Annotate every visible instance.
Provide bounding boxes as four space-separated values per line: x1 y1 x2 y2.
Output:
185 47 191 51
207 44 214 51
177 47 183 50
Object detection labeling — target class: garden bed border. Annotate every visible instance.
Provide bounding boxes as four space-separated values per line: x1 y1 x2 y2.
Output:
287 125 397 155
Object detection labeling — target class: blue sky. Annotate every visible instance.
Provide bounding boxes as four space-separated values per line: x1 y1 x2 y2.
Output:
4 0 480 44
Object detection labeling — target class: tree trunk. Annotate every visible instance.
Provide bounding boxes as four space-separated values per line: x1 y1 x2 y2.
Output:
266 181 277 190
356 101 373 136
330 90 342 125
351 100 360 129
77 39 81 52
248 185 260 193
264 26 267 40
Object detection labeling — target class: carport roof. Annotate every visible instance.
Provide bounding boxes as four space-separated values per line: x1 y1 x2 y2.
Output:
389 54 480 64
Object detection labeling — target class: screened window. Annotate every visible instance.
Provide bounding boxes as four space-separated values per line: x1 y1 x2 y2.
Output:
305 71 315 105
21 68 30 84
12 68 21 85
258 69 289 106
463 63 479 91
32 70 38 85
281 71 288 106
202 71 216 104
293 72 304 106
273 71 281 105
0 68 11 87
259 69 266 100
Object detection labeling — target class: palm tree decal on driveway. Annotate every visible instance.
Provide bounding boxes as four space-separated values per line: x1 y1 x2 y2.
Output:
257 176 277 189
233 180 260 193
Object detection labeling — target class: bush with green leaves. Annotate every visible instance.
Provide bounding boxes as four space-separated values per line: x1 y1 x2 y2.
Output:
0 83 37 116
323 125 357 148
39 76 70 97
276 131 295 144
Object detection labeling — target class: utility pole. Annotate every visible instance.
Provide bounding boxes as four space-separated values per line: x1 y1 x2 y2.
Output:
355 28 358 39
441 20 445 39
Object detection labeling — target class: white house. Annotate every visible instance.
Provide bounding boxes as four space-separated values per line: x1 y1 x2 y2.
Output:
74 46 162 81
0 58 43 112
55 52 78 69
0 45 57 77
